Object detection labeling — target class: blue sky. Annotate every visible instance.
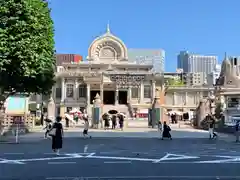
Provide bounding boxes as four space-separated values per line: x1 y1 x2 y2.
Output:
49 0 240 72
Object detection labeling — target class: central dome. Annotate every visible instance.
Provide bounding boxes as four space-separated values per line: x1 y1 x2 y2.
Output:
88 26 128 62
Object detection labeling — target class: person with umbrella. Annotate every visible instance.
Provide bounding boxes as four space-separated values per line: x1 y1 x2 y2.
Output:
118 113 125 131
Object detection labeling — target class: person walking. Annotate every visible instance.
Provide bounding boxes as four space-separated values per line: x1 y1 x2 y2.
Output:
157 120 162 138
43 121 52 139
83 119 91 138
112 114 117 129
49 116 64 155
207 114 217 139
235 120 240 142
118 114 124 131
162 121 172 140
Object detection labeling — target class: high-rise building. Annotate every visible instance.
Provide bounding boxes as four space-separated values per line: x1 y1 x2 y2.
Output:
177 51 217 74
128 49 165 73
207 64 221 85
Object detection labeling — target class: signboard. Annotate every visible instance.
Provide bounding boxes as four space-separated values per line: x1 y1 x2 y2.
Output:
12 116 23 124
5 96 28 115
110 74 145 88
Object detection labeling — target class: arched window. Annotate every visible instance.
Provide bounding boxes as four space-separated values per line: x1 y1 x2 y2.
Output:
79 84 87 97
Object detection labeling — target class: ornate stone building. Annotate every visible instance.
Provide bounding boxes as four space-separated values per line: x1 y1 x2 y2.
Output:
164 86 214 112
51 26 161 117
215 54 240 125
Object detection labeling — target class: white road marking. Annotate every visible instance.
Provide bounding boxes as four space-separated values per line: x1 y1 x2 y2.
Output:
45 176 240 179
3 153 24 155
84 145 88 153
154 153 199 163
197 155 240 163
2 153 240 165
0 158 25 164
104 161 132 164
48 162 76 164
86 155 157 162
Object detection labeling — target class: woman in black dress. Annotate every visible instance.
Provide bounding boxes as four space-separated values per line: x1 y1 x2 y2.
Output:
51 116 64 155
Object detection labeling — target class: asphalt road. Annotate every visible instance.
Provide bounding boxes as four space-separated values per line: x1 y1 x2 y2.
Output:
1 137 240 180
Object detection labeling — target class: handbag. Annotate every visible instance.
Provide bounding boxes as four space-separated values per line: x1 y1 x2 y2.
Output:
48 128 56 136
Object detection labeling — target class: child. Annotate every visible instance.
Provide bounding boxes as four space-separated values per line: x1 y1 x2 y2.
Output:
83 119 91 139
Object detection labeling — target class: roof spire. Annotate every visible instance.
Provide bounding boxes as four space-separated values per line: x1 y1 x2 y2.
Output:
107 22 110 33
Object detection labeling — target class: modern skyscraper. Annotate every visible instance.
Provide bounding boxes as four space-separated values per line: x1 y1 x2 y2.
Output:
177 51 217 74
207 64 221 85
128 49 165 73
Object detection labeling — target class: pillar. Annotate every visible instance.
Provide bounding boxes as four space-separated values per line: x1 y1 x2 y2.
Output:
173 92 176 105
87 84 90 113
115 86 119 105
152 80 156 102
128 87 132 102
60 103 65 122
100 83 104 116
92 93 101 129
74 79 78 100
47 97 55 121
151 92 161 128
61 78 65 102
100 83 104 104
185 92 188 105
140 82 144 103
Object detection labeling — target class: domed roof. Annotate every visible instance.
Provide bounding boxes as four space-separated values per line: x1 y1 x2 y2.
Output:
88 25 128 62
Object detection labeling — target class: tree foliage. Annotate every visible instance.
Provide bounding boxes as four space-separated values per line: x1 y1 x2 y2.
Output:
0 0 55 101
166 78 184 86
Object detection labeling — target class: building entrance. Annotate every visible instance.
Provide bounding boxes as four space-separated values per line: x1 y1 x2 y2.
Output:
119 91 128 104
103 91 115 104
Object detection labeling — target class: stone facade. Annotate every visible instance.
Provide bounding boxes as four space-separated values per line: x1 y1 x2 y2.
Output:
164 86 214 112
49 26 162 116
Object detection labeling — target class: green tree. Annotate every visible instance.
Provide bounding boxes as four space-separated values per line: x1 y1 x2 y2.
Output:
167 78 184 86
0 0 55 106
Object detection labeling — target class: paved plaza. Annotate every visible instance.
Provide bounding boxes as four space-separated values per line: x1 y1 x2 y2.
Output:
0 127 240 180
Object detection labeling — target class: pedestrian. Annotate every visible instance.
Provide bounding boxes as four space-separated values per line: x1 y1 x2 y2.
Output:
162 121 172 140
112 114 117 129
43 121 52 139
65 116 69 128
207 114 217 139
157 120 162 138
103 114 110 130
49 116 63 155
118 114 124 131
235 121 240 142
83 119 91 139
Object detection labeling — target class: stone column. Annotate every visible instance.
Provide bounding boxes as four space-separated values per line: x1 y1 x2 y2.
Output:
61 78 65 102
47 97 55 121
74 79 78 100
128 87 132 102
87 84 91 108
185 92 188 105
100 83 104 104
115 86 119 105
173 92 176 105
152 80 156 102
140 82 144 103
